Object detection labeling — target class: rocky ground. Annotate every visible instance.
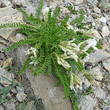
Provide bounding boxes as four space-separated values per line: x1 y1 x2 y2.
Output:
0 0 110 110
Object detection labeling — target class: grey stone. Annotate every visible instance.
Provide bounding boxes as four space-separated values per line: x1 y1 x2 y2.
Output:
2 0 12 6
12 0 30 7
16 92 27 102
0 68 14 86
91 67 103 81
0 7 23 40
16 46 72 110
79 95 97 110
102 25 110 37
87 0 98 6
102 58 110 72
93 7 101 14
94 87 105 99
73 0 84 5
103 106 110 110
16 86 24 92
25 4 38 16
5 103 16 110
100 16 107 23
0 106 4 110
84 50 110 64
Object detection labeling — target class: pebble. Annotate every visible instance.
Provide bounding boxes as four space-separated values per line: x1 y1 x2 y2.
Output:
100 16 107 23
0 106 4 110
5 103 16 110
16 86 24 92
102 25 110 37
102 58 110 72
103 106 110 110
94 7 101 14
73 0 84 5
16 92 27 102
83 50 110 64
0 69 14 86
91 67 103 81
91 30 101 40
94 87 105 99
79 95 97 110
2 0 12 6
87 0 98 6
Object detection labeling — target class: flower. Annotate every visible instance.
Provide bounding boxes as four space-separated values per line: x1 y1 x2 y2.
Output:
25 47 37 57
59 39 79 62
70 72 82 90
56 54 71 70
78 38 98 52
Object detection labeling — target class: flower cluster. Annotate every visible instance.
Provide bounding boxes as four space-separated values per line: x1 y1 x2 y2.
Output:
56 38 98 90
25 47 38 66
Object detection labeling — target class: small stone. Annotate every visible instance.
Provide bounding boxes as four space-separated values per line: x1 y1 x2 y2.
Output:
102 26 110 37
91 67 103 81
102 59 110 72
100 17 107 23
11 88 17 94
79 95 97 110
87 0 98 6
12 0 30 7
16 92 26 102
25 4 38 16
94 7 101 14
0 69 14 86
0 106 4 110
10 33 24 43
73 0 83 5
94 87 105 99
5 103 16 110
2 0 12 6
83 50 110 64
16 86 24 92
91 30 101 40
103 106 110 110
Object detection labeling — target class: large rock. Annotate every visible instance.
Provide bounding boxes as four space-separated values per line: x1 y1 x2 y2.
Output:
16 46 72 110
0 6 23 40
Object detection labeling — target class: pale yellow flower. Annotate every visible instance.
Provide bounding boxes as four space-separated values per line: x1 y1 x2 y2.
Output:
56 54 71 70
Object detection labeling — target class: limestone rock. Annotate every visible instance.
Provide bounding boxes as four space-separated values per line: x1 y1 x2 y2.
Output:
87 0 98 6
102 25 110 37
2 0 12 6
16 92 27 102
73 0 83 5
102 58 110 72
12 0 30 7
5 103 16 110
16 46 72 110
79 95 97 110
94 87 105 99
83 50 110 64
93 7 101 14
100 17 107 23
0 68 14 86
0 7 23 39
91 67 103 81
